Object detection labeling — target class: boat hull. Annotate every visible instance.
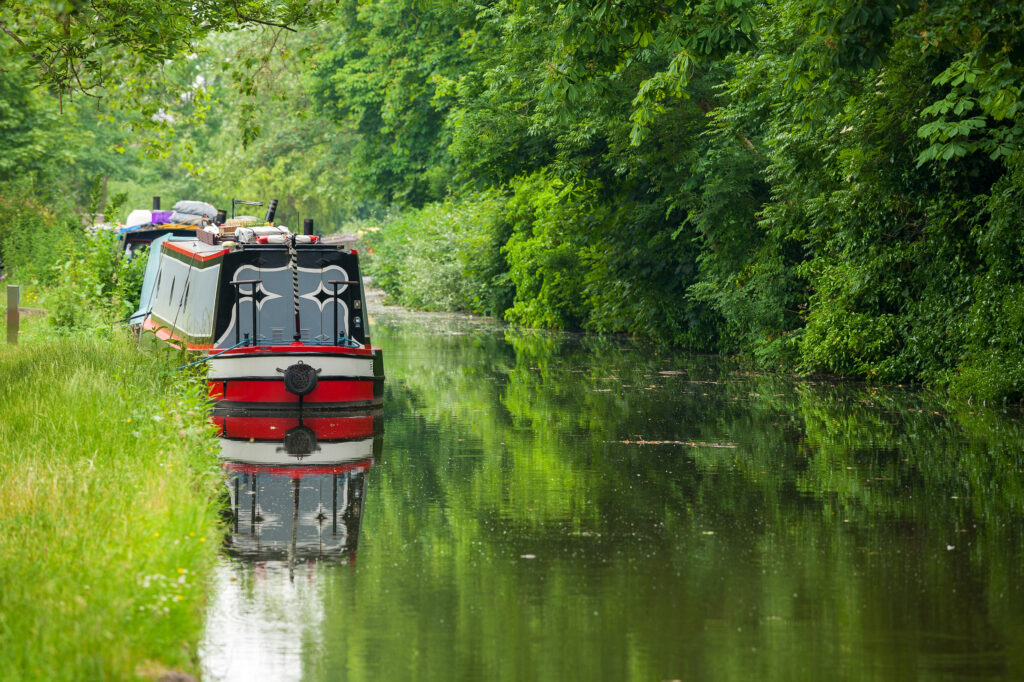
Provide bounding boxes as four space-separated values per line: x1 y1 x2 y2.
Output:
206 344 384 410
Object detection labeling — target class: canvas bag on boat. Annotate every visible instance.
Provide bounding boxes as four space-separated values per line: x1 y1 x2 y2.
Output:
169 200 217 225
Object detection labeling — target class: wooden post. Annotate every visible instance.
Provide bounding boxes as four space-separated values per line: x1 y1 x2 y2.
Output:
6 285 19 345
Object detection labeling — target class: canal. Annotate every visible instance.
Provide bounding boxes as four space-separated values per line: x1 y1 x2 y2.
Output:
200 303 1024 681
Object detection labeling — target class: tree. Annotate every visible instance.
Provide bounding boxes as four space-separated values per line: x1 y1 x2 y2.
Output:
0 0 328 106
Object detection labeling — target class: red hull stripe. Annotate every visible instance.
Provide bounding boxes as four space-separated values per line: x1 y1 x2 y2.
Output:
209 379 375 403
218 344 376 357
212 415 376 440
141 318 214 350
221 460 373 477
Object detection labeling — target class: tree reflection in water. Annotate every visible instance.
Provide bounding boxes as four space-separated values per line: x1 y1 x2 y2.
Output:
202 307 1024 682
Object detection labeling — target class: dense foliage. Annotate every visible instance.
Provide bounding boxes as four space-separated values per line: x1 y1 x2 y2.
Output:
339 0 1024 402
1 0 1023 401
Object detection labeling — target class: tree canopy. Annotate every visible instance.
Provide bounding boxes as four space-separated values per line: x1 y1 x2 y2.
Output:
0 1 326 104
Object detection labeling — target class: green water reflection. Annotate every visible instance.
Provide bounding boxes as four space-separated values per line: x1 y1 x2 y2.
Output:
207 308 1024 681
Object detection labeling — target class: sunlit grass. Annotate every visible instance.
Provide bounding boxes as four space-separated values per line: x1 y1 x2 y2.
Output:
0 332 222 681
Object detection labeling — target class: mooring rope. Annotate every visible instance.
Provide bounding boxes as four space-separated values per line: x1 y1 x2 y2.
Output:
175 338 251 371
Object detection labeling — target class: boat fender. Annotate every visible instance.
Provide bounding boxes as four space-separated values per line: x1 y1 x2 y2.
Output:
256 235 289 244
279 361 321 395
283 425 318 457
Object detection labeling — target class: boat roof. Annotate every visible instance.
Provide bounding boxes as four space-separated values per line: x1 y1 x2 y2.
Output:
163 238 230 261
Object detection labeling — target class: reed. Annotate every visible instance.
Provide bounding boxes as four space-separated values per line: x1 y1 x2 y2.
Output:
0 333 222 681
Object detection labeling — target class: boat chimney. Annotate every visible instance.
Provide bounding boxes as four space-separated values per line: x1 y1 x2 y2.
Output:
215 209 226 226
303 218 314 236
152 196 160 211
264 199 278 224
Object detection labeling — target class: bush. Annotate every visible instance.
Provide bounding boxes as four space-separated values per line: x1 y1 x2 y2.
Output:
0 192 71 285
503 170 717 347
0 183 143 333
367 190 513 315
49 229 142 333
502 171 591 329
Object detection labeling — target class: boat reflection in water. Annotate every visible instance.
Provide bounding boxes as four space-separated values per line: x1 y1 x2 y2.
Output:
202 407 382 681
215 407 382 566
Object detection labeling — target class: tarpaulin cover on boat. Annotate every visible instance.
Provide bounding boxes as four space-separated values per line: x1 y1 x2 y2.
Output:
169 200 217 225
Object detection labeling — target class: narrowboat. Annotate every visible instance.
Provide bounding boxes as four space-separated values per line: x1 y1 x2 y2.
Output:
131 204 384 410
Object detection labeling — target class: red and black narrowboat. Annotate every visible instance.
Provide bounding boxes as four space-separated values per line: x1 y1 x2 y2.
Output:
132 206 384 410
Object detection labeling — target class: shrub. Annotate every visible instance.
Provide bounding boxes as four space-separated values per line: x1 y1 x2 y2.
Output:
367 190 513 315
502 171 591 330
0 183 142 332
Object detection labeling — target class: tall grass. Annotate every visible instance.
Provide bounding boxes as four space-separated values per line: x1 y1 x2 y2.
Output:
0 335 222 681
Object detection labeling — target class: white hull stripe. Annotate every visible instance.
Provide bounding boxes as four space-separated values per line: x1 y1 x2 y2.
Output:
208 354 375 379
218 438 375 465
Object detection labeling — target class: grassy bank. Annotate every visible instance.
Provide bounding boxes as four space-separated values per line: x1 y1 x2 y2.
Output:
0 332 222 681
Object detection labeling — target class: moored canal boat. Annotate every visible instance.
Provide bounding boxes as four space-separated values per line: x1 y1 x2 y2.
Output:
132 206 384 410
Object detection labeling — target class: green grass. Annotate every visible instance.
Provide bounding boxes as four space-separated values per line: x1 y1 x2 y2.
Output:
0 332 222 681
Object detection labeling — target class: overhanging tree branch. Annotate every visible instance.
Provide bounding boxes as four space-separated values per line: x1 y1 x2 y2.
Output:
0 19 26 46
231 0 297 32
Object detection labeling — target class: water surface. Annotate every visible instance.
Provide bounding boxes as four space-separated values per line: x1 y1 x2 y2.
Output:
202 305 1024 681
